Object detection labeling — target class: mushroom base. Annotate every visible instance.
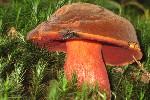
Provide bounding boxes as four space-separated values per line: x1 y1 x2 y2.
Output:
64 40 111 99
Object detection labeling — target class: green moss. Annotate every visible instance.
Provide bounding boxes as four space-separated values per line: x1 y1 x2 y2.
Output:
0 0 149 100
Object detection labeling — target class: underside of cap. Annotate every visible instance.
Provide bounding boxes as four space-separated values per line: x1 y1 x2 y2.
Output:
27 29 142 66
26 2 143 66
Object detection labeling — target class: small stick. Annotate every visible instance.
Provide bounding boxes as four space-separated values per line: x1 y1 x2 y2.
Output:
132 56 150 78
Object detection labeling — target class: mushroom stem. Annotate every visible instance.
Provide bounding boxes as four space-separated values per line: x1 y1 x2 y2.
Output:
64 40 111 99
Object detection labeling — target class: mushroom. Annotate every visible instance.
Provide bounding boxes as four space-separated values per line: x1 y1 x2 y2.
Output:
26 3 142 99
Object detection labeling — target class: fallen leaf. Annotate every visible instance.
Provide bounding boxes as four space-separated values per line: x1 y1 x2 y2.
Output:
140 73 150 84
7 27 18 39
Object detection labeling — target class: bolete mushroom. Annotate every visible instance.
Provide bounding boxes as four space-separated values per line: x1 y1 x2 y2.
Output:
26 2 142 99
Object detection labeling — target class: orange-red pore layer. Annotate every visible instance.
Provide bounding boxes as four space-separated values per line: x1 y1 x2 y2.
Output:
64 40 111 98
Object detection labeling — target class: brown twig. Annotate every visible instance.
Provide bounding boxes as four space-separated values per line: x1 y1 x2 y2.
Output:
132 56 150 78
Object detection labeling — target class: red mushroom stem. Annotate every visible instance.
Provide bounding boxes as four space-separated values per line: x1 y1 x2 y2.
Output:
64 40 111 99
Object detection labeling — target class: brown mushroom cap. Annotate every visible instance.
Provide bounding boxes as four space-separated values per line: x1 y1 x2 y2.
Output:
26 2 142 66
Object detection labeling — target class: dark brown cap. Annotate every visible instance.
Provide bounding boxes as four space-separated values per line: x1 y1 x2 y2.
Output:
26 2 142 66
